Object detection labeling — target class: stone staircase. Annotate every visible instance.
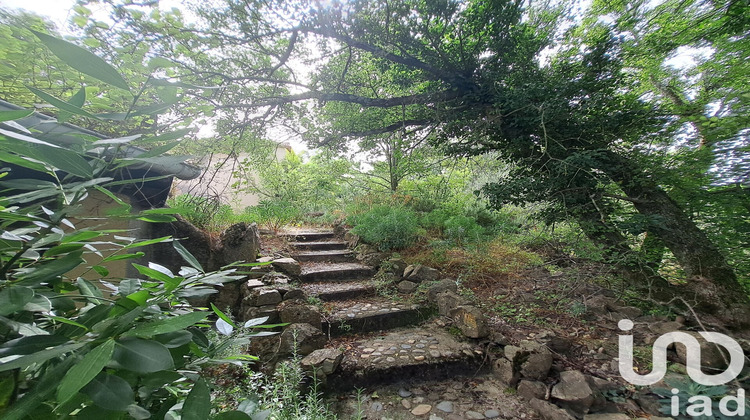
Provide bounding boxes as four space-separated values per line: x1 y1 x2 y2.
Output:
281 230 488 392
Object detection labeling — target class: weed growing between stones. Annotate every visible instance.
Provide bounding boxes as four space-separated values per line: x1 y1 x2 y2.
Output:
212 338 338 419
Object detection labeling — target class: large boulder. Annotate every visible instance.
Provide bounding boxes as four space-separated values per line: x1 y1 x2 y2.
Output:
436 291 470 316
241 305 279 324
209 280 243 315
387 257 409 277
674 331 731 371
426 279 458 303
493 357 519 386
517 380 547 401
450 305 489 338
280 323 326 355
220 222 260 265
520 352 554 381
397 280 419 294
282 288 306 301
529 398 577 420
245 286 282 307
404 264 440 283
301 348 344 377
271 258 301 277
551 370 595 414
278 301 322 330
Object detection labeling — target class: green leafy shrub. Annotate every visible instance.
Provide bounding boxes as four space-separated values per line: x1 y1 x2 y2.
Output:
443 215 484 245
244 199 300 232
349 205 421 251
0 134 270 419
0 31 271 420
421 208 452 233
168 194 240 232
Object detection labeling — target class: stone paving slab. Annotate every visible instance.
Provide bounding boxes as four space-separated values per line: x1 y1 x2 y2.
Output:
301 280 377 301
278 231 335 241
290 241 348 251
323 298 431 336
299 262 375 282
292 249 354 263
326 326 488 391
329 374 540 419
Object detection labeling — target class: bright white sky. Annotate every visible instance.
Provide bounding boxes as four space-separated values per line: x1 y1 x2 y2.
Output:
0 0 76 27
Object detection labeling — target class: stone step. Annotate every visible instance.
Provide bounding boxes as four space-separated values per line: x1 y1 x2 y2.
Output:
325 326 487 391
293 249 355 263
302 281 377 301
322 298 430 336
279 231 336 242
300 262 375 282
291 241 348 251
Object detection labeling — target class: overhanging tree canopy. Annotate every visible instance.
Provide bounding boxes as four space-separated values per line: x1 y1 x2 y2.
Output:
68 0 750 318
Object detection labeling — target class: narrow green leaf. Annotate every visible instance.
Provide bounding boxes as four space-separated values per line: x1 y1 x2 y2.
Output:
58 87 87 123
26 86 100 120
124 311 208 338
93 265 109 276
92 134 141 145
0 334 70 357
0 178 57 190
0 343 85 372
136 214 177 223
45 316 89 330
132 263 174 283
62 231 101 243
153 330 194 348
122 236 172 250
0 127 62 147
76 278 104 304
1 133 94 178
243 317 269 328
0 151 49 174
32 31 130 91
57 339 115 403
124 290 149 305
112 338 174 373
182 379 211 420
132 101 178 116
0 110 33 122
173 240 204 272
210 303 237 328
17 251 84 286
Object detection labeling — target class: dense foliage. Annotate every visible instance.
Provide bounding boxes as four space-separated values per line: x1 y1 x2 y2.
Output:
0 31 279 419
0 0 747 373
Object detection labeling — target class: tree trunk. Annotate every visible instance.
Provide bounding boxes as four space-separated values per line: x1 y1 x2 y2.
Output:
600 151 749 316
574 202 674 300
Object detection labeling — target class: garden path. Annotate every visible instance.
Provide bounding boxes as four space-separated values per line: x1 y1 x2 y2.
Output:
282 231 538 419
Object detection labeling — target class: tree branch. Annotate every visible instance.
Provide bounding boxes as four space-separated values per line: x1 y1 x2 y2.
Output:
221 89 461 109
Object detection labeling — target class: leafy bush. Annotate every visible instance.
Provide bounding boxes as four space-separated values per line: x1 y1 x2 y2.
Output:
349 205 421 251
421 208 452 233
244 199 301 232
443 215 484 245
168 194 240 232
0 132 271 419
0 31 271 420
